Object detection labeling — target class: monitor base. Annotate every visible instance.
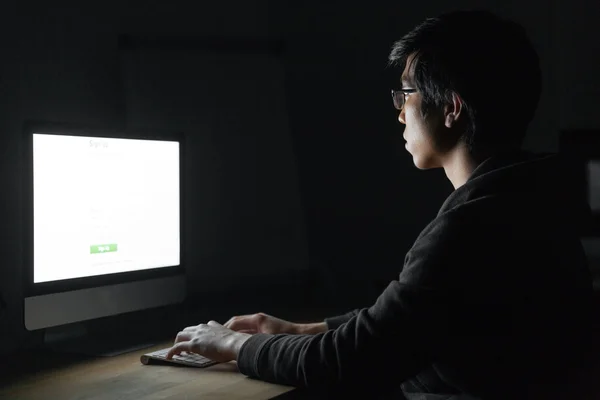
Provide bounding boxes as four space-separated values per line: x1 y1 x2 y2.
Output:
44 323 157 357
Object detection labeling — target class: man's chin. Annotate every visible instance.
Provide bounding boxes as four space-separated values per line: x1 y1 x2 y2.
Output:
411 154 437 170
414 162 432 170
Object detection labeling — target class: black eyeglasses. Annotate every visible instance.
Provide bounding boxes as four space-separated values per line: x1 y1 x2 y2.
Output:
391 89 417 110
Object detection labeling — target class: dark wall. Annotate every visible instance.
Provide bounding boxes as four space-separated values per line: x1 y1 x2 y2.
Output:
0 0 599 355
120 38 310 294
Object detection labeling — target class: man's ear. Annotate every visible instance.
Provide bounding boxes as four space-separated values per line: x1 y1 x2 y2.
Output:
444 92 464 128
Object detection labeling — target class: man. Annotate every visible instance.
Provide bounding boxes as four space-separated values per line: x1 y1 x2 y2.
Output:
167 10 595 399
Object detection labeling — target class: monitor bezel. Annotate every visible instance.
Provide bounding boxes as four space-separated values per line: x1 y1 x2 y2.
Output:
23 121 186 297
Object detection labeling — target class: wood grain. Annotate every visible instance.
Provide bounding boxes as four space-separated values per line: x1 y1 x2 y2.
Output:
0 342 294 400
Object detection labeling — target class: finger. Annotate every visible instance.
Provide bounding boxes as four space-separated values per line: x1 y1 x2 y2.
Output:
166 342 191 360
225 318 256 332
223 316 236 328
174 331 193 344
224 315 251 328
182 325 199 332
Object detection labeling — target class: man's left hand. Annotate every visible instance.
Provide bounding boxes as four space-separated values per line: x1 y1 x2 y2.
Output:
166 320 251 362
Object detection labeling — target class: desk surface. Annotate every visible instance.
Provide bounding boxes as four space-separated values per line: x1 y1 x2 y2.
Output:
0 341 294 400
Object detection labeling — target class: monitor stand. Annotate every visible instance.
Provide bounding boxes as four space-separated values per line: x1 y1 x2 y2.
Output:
44 322 158 357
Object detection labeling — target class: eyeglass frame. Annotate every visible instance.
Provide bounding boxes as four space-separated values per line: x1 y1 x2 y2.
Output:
391 88 417 110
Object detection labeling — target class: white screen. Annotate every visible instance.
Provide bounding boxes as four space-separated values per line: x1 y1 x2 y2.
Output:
33 133 180 283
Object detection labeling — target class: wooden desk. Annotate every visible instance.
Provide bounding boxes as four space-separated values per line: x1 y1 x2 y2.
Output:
0 342 295 400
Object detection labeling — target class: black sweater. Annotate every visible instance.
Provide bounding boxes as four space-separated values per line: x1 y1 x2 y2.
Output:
237 152 594 399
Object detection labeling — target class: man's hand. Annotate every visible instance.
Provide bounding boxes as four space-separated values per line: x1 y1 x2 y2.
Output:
224 312 299 334
224 312 327 335
166 320 251 362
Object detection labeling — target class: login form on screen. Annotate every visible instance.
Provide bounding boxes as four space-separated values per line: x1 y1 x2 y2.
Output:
33 133 180 283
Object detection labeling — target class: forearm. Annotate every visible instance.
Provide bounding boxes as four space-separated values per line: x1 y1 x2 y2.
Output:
294 322 328 335
236 299 415 393
236 282 435 392
293 309 360 334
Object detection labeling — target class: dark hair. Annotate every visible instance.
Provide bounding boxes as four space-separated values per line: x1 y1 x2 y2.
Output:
389 10 541 155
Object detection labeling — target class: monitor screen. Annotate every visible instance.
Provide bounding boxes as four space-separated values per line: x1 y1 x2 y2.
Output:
32 133 180 284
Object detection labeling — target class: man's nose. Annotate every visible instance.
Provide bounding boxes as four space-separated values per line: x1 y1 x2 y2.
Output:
398 109 406 125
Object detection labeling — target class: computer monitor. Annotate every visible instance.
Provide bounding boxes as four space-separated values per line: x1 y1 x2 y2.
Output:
23 122 186 334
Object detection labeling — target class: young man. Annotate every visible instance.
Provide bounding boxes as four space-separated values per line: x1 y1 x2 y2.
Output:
167 10 594 399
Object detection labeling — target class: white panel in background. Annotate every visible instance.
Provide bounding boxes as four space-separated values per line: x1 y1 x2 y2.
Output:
588 161 600 212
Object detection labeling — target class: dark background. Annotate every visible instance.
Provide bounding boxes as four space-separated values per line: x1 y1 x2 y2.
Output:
0 0 599 355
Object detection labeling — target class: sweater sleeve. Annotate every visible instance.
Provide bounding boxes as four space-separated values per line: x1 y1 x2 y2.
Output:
324 309 359 330
237 213 471 394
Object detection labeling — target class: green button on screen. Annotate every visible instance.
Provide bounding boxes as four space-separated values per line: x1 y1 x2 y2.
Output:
90 244 118 254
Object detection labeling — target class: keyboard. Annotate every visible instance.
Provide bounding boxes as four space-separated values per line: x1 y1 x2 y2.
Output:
140 347 219 368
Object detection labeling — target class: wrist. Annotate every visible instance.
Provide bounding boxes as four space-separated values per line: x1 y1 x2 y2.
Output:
294 322 327 335
230 332 251 359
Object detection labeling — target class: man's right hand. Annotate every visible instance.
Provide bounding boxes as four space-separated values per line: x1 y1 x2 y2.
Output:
223 312 327 335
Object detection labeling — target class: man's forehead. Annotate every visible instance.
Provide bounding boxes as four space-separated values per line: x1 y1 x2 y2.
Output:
401 53 417 85
401 71 415 87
